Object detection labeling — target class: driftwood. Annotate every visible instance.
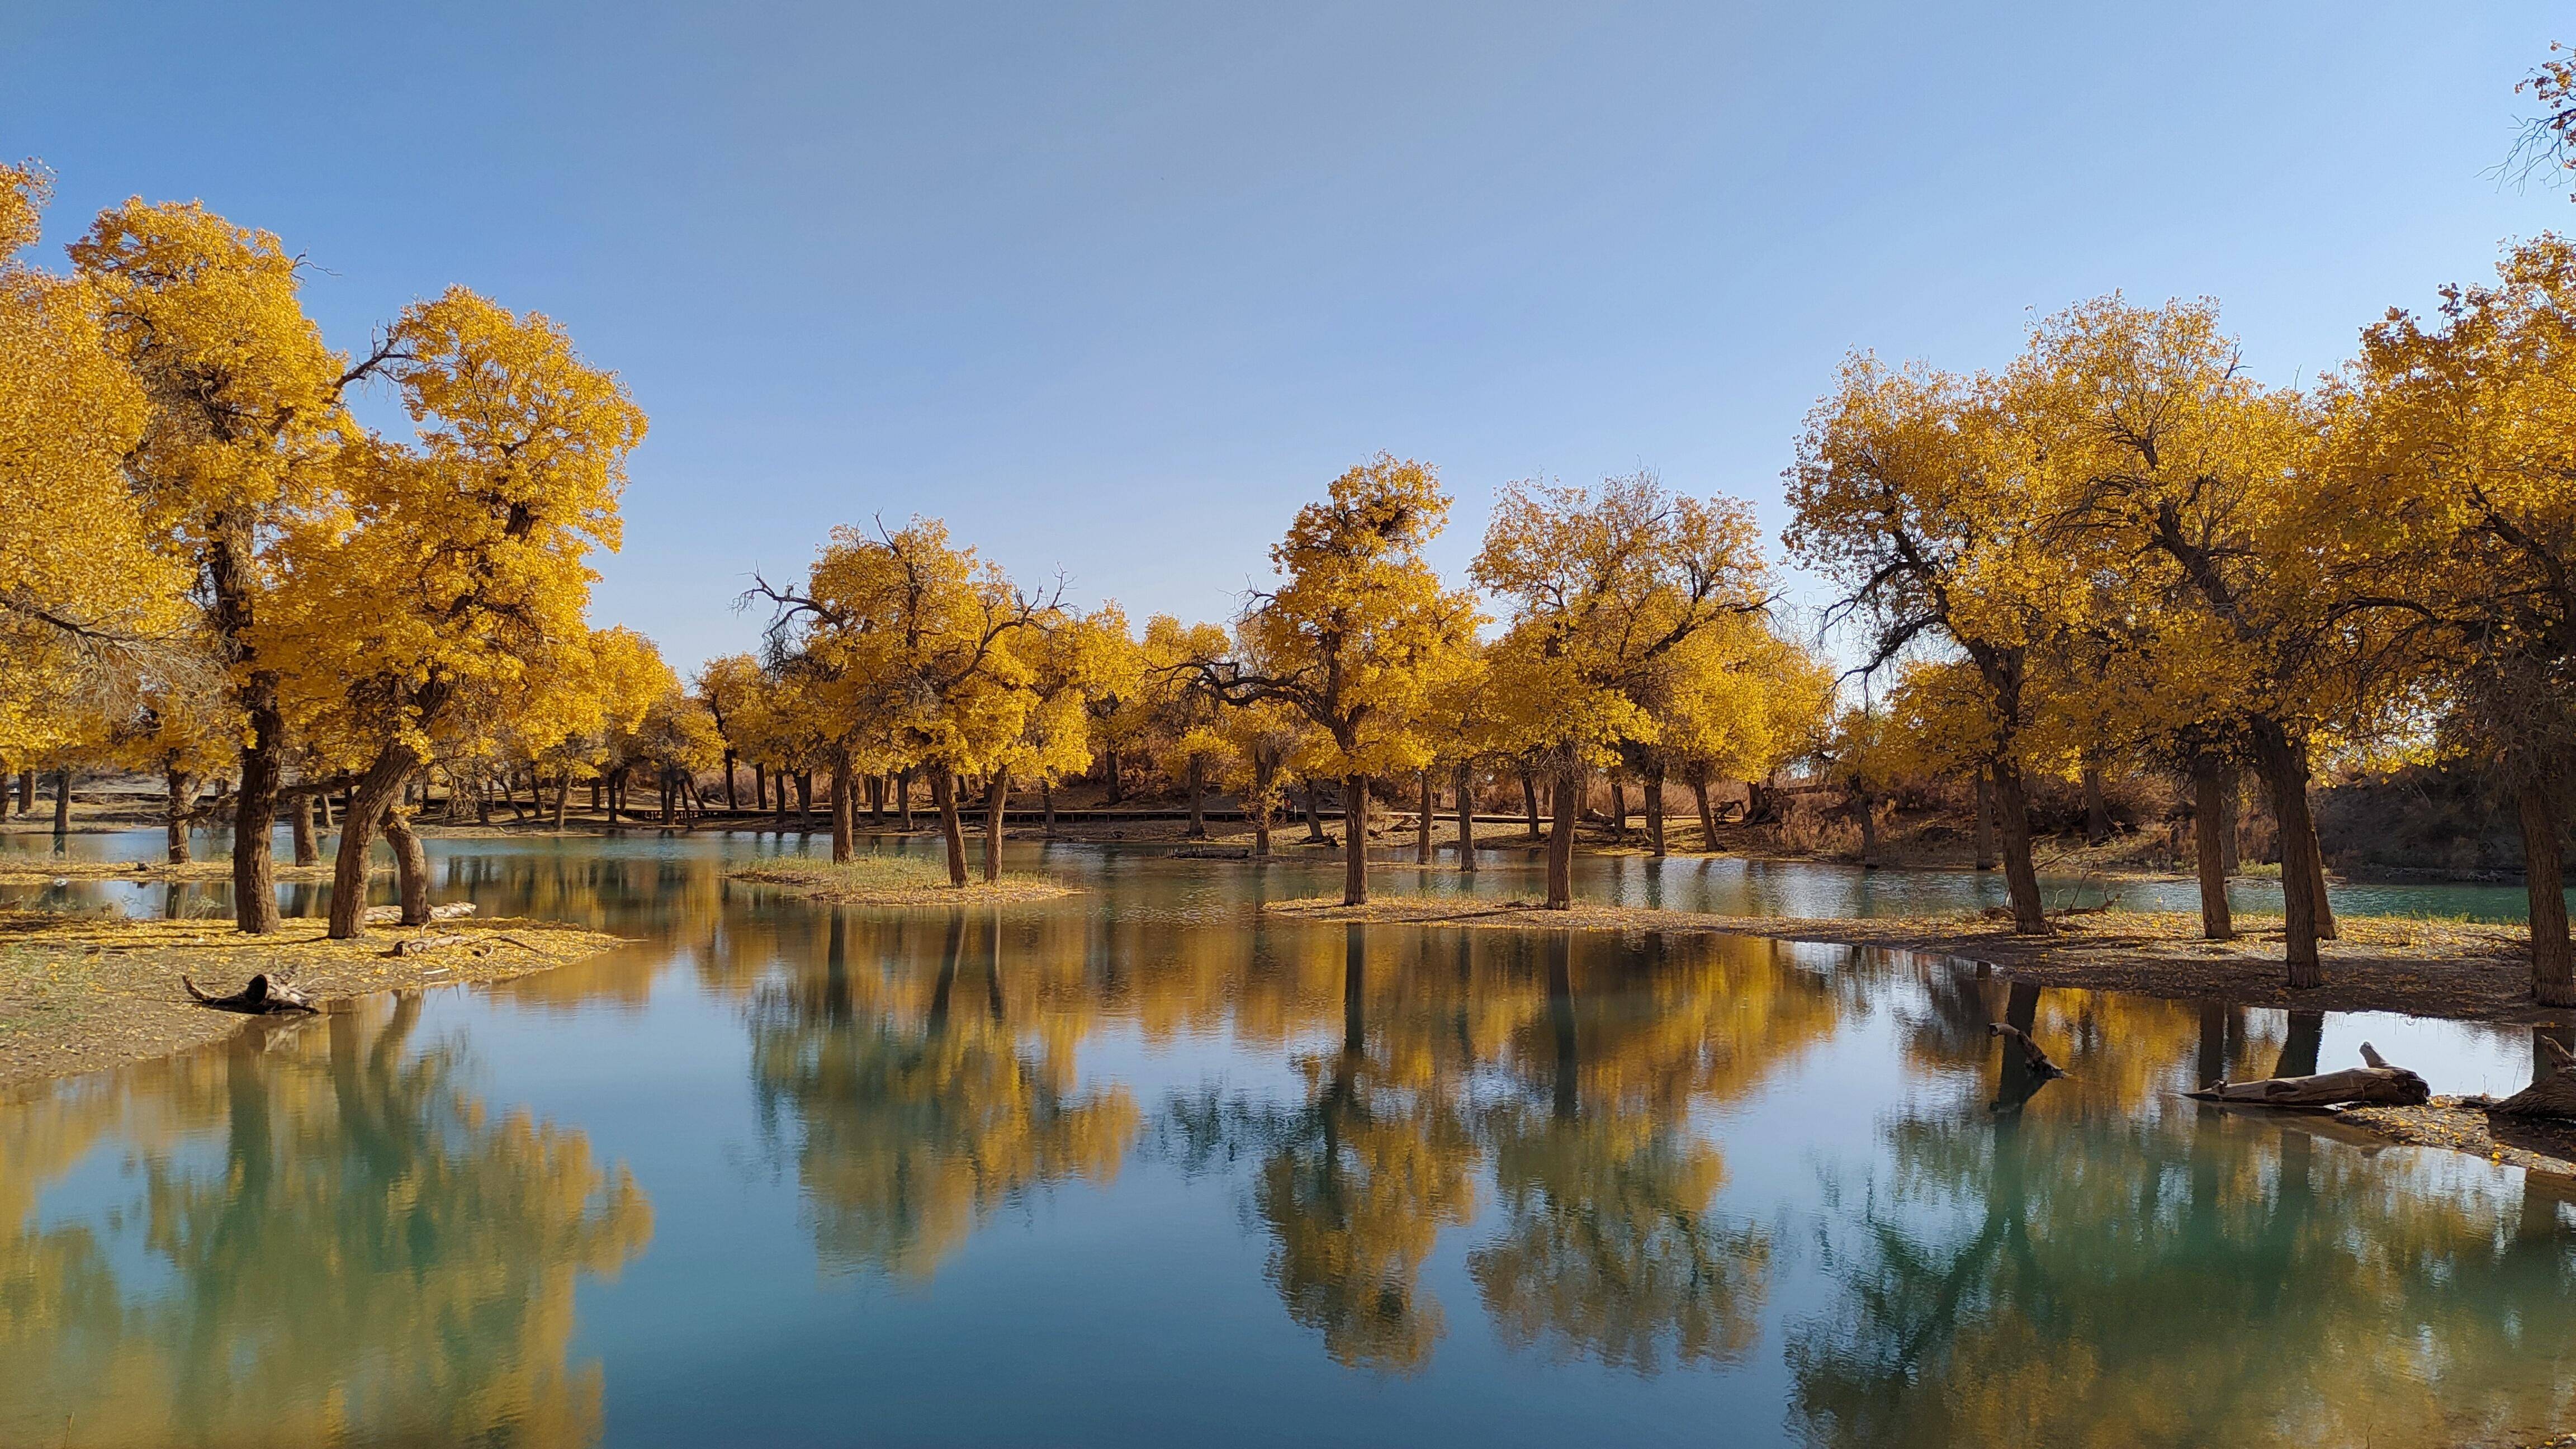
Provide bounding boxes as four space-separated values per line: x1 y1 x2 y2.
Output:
2186 1042 2431 1107
386 933 472 957
2487 1035 2576 1119
360 901 476 925
182 973 319 1015
1990 1021 2071 1079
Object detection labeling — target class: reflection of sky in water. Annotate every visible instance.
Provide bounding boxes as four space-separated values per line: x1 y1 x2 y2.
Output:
3 834 2572 1448
4 822 2562 922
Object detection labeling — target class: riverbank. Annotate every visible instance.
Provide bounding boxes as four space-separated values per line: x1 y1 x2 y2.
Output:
0 909 627 1093
1266 896 2561 1025
724 855 1073 906
0 856 358 886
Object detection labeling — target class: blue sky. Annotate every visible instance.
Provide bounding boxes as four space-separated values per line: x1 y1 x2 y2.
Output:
8 2 2569 670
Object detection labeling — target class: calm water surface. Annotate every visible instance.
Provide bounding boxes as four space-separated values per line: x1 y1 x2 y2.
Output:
4 832 2573 1447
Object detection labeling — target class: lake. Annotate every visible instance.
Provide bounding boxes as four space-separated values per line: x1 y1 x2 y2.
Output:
3 831 2572 1447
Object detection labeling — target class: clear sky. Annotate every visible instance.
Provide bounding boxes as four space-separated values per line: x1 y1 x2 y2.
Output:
7 2 2569 671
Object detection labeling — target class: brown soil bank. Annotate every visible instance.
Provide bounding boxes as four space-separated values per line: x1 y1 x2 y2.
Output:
1265 897 2564 1027
0 911 626 1094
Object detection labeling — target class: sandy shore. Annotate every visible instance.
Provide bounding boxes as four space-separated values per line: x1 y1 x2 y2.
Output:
0 910 627 1094
1264 896 2560 1025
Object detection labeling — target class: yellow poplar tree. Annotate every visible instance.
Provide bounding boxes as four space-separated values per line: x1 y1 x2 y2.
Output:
1786 357 2069 934
268 287 644 938
0 163 188 766
1227 455 1480 905
2336 237 2576 1003
1472 471 1768 907
692 652 766 809
2028 297 2360 983
754 519 1055 886
71 192 385 932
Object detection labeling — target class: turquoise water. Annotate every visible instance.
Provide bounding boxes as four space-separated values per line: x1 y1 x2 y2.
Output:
3 832 2572 1447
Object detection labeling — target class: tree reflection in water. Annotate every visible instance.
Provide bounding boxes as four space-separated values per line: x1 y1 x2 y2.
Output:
1158 925 1815 1375
749 908 1139 1282
1791 981 2576 1449
0 995 651 1448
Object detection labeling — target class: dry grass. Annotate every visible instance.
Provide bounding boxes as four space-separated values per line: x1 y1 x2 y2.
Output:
1263 896 2562 1025
724 854 1073 907
0 908 626 1092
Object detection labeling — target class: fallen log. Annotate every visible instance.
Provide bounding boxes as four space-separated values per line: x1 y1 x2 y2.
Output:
1990 1021 2071 1080
2186 1042 2430 1107
182 973 319 1015
2485 1035 2576 1119
359 902 476 925
386 933 472 957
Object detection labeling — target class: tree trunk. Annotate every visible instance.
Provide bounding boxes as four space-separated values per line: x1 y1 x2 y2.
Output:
1252 775 1273 858
754 763 768 812
796 770 815 820
1305 777 1327 841
2082 764 2110 844
723 750 738 809
868 773 884 823
1105 749 1123 805
1645 760 1667 858
52 768 71 835
1692 776 1715 851
1522 770 1542 840
1043 779 1057 838
327 747 422 939
1854 780 1878 868
381 805 432 926
657 766 676 825
291 790 320 866
164 769 196 864
897 768 915 830
1990 759 2046 934
231 685 286 934
2185 1043 2429 1106
2191 761 2234 941
1544 767 1579 909
1745 779 1775 825
2218 766 2241 875
2251 719 2327 988
1186 758 1206 839
2492 1033 2576 1117
1609 778 1627 840
829 761 854 864
13 769 30 816
1973 767 1997 871
932 770 968 886
1417 769 1434 864
2520 778 2573 1007
1455 763 1476 872
983 770 1009 883
1341 773 1370 906
2277 1010 2324 1078
553 773 571 829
